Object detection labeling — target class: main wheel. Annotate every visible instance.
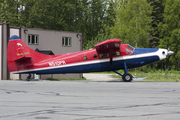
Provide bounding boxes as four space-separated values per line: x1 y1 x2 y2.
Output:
122 73 133 82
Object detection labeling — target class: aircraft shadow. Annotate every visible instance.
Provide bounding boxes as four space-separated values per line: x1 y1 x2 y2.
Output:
107 77 146 82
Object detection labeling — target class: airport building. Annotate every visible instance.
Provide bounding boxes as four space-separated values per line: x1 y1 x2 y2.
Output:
0 23 83 80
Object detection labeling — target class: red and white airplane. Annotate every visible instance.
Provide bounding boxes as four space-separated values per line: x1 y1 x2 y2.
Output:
7 35 173 82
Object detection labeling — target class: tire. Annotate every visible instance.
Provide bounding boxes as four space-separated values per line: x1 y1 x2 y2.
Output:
122 73 133 82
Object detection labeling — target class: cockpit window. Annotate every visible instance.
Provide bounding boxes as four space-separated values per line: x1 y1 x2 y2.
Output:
128 45 134 50
126 48 132 53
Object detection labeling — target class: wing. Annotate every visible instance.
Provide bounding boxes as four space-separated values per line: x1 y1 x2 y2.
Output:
95 39 121 66
95 39 121 52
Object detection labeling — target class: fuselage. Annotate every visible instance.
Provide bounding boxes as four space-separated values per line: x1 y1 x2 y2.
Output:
13 44 169 74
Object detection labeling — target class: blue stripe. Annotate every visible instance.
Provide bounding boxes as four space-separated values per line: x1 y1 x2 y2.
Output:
124 56 159 68
17 56 160 74
132 48 159 55
9 35 20 40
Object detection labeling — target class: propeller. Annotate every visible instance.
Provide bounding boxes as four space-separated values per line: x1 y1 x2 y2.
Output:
167 43 170 71
167 43 174 56
165 42 174 75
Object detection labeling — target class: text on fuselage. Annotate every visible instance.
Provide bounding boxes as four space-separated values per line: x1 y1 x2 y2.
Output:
48 60 66 67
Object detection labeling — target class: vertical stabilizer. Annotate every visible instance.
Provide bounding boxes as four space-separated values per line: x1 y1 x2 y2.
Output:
7 35 33 72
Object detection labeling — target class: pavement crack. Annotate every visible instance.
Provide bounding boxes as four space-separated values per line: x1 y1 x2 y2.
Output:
0 88 27 94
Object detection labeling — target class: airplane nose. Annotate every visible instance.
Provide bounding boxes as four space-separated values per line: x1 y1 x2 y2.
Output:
167 50 174 56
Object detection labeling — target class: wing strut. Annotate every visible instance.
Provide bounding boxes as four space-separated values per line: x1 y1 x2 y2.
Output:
110 49 113 66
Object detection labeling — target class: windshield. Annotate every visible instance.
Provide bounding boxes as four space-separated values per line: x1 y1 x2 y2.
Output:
126 45 134 54
128 45 134 50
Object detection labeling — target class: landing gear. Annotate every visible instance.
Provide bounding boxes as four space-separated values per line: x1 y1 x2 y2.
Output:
122 73 133 82
113 62 134 82
26 73 33 81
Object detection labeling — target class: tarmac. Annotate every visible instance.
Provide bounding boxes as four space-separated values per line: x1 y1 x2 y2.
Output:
83 73 118 81
1 74 180 120
83 73 146 81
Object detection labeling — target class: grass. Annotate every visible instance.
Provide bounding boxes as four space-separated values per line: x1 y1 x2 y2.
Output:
111 69 180 82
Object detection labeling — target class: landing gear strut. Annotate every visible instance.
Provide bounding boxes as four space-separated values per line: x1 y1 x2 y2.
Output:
26 73 33 81
113 62 133 82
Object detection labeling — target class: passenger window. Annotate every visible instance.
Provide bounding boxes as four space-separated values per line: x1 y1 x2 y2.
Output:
105 53 109 57
99 54 103 58
116 51 121 55
93 54 97 58
83 56 87 60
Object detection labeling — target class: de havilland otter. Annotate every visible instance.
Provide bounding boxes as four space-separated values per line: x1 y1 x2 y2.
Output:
7 35 173 82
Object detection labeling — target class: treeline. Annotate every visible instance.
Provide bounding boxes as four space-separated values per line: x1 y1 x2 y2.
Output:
0 0 180 70
0 0 111 46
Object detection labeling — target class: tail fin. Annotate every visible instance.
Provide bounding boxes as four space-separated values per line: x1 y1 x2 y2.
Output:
7 35 34 72
8 35 56 73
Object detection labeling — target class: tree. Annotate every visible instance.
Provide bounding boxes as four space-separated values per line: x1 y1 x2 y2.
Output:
106 0 116 27
111 0 153 48
159 0 180 70
84 25 111 50
20 0 66 30
147 0 166 48
114 0 128 10
82 0 108 48
84 0 116 50
0 0 111 50
0 0 20 26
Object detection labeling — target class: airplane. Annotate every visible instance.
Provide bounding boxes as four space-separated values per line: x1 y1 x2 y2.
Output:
7 35 174 82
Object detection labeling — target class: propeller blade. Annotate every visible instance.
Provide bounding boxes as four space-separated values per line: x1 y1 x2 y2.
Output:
167 41 170 51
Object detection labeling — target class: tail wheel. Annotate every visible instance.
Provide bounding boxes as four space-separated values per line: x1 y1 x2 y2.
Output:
122 73 133 82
